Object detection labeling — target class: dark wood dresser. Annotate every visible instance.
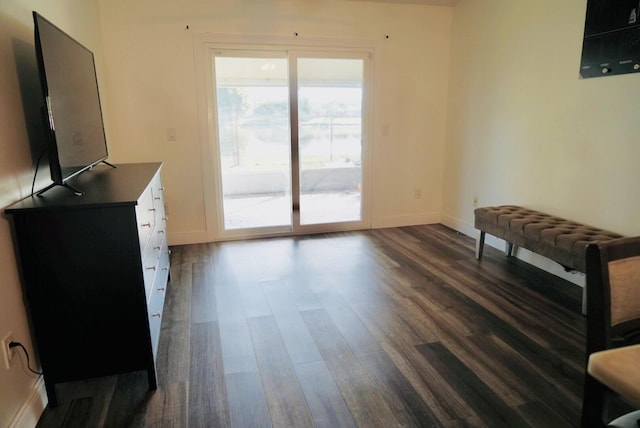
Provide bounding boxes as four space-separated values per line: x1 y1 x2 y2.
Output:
5 162 170 406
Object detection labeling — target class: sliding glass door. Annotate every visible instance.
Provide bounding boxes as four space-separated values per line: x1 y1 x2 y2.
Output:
212 50 369 238
214 54 292 231
296 57 364 226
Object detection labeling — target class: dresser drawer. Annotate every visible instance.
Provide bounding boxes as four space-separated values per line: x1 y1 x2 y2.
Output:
148 242 169 359
142 248 160 301
158 236 170 283
147 282 165 359
150 175 166 224
136 185 155 251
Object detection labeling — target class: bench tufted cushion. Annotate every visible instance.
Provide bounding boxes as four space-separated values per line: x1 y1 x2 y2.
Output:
474 205 623 272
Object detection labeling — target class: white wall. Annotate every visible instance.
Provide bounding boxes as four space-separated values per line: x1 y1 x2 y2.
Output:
6 0 636 423
0 1 451 423
0 2 105 426
442 0 640 276
98 0 453 243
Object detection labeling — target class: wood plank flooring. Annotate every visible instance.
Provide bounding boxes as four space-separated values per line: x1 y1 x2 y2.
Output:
36 224 590 427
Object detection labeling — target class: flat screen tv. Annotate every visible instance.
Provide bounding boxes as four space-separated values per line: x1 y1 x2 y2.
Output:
33 12 111 195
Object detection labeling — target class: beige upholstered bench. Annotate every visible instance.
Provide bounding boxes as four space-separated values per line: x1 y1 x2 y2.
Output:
474 205 622 310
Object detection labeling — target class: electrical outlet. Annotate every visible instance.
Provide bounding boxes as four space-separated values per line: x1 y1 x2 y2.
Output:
1 332 15 370
167 128 177 142
473 196 479 208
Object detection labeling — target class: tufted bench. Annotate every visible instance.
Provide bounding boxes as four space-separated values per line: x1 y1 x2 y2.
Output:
475 205 623 311
474 205 622 271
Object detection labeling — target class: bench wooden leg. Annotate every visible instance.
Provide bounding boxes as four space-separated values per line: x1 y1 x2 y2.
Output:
476 231 485 259
505 242 514 257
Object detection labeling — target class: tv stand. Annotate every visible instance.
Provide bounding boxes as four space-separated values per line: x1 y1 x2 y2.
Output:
5 163 170 406
37 161 116 197
36 182 84 197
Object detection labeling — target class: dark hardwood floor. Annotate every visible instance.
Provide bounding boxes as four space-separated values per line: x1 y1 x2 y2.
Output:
36 224 590 427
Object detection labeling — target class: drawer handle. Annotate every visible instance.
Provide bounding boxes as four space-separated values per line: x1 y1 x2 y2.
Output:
162 216 169 221
159 187 165 191
141 222 151 228
154 246 161 251
162 267 169 271
154 197 161 201
157 287 165 292
149 208 156 212
151 313 161 318
158 230 165 234
146 266 156 271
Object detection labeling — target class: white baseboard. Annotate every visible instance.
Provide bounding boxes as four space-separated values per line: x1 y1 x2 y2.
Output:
168 230 209 246
510 246 585 287
441 213 476 237
170 212 443 244
9 377 47 428
372 212 440 229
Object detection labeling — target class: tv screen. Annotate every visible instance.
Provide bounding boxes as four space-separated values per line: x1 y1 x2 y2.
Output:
33 12 109 191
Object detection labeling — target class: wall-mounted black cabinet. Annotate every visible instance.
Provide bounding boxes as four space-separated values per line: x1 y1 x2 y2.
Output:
580 0 640 78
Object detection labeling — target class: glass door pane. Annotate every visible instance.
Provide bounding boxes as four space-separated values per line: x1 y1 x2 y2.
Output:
214 55 292 230
297 58 364 225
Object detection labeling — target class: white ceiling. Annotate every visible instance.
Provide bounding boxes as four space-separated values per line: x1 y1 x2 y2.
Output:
347 0 458 6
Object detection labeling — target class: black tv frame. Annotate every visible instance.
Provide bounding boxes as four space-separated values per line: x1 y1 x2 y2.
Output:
32 12 113 196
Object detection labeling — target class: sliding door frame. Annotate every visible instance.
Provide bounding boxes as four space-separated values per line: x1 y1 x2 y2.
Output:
194 34 376 242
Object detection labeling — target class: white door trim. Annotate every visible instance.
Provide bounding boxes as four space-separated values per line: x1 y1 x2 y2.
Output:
194 33 377 241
